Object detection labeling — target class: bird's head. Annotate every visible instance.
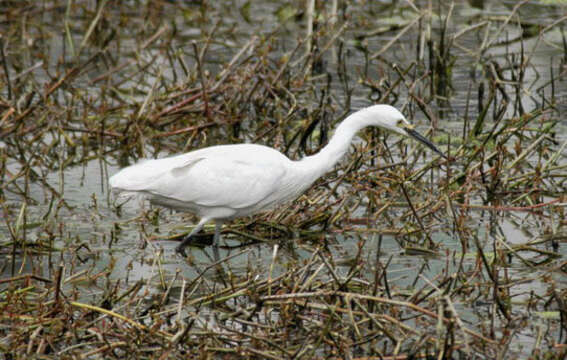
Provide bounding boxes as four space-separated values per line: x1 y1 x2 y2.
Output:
364 105 447 159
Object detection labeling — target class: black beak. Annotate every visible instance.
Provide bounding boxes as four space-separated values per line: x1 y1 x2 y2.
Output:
406 128 447 159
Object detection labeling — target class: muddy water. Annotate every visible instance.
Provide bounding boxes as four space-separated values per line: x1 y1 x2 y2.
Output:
1 0 566 356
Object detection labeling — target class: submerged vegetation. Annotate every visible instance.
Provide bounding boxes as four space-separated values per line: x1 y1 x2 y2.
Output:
1 0 566 358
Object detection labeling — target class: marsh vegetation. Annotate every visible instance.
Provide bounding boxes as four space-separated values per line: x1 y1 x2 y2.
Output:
1 0 566 358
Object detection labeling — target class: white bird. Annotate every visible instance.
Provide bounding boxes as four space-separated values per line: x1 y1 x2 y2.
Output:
109 105 445 257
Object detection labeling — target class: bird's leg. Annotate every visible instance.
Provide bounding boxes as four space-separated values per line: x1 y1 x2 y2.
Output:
212 222 221 262
175 218 209 257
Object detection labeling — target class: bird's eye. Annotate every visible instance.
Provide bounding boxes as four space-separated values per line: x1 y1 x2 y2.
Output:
396 119 405 127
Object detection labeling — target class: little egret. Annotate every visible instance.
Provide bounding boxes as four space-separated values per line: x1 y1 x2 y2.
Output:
109 105 445 257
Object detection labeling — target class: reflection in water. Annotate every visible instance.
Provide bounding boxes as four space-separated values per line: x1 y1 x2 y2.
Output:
0 0 565 357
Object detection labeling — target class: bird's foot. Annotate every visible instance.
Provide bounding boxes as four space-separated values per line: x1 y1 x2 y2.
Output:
175 244 188 257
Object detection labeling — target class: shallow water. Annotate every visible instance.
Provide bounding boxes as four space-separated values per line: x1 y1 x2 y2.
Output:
1 0 566 357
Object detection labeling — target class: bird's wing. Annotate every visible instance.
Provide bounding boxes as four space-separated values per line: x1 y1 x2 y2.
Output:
144 155 287 209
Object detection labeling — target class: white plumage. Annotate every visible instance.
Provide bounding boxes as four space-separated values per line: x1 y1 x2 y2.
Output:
109 105 445 257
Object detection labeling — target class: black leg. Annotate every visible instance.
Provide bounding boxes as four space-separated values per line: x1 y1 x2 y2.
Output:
212 244 220 262
175 235 191 257
176 218 209 258
212 222 222 262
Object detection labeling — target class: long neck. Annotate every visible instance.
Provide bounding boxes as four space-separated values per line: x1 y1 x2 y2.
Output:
297 109 375 179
